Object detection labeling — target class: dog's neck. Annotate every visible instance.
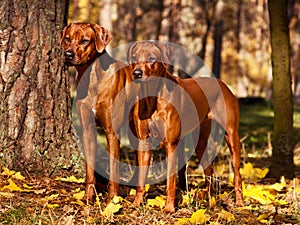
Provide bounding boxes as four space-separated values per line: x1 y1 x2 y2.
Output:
75 50 115 83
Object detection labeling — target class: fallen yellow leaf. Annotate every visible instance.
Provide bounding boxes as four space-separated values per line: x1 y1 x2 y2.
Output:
255 167 269 179
209 196 216 208
129 188 136 196
112 195 123 204
175 218 190 225
71 199 86 207
73 191 85 200
267 177 286 192
1 167 16 176
47 203 60 209
23 184 33 189
181 189 195 207
102 202 122 216
217 209 235 222
55 175 85 183
294 188 300 197
95 193 101 207
46 194 59 201
243 185 274 205
176 209 210 225
147 196 166 209
1 179 30 192
240 163 269 180
73 187 81 192
145 184 150 192
12 172 25 180
275 199 288 205
256 213 269 223
189 209 210 224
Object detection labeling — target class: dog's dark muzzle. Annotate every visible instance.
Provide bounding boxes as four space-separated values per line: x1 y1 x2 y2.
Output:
64 50 75 62
132 68 143 81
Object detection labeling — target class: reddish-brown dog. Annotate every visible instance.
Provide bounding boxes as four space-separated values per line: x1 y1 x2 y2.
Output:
127 41 244 212
60 22 133 202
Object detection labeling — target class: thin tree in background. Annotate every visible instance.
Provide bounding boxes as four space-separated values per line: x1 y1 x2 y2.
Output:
290 0 300 97
168 0 181 43
236 0 248 97
99 0 113 31
212 0 224 79
0 0 83 177
197 0 217 60
156 0 165 40
268 0 294 179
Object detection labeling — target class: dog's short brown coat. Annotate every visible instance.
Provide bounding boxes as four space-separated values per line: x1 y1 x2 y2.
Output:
60 22 133 201
128 41 244 212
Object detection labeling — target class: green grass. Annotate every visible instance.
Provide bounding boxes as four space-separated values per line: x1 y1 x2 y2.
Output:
239 99 300 150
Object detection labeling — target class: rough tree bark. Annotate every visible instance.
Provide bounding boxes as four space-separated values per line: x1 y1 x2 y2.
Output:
0 0 84 177
268 0 294 179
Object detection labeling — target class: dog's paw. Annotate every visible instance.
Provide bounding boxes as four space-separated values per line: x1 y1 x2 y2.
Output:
163 204 175 214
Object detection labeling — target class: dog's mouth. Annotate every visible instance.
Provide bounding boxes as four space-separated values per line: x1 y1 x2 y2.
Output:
133 77 148 83
63 50 84 66
132 76 159 84
64 57 85 66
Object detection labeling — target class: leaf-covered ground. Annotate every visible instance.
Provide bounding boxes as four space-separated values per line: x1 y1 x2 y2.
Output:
0 162 299 225
1 101 300 224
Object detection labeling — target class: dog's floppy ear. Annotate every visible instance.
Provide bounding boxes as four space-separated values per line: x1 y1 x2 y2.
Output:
91 24 112 53
155 42 172 68
127 42 137 64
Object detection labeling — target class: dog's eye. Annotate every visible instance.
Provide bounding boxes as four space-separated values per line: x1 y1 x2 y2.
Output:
64 37 71 43
147 56 156 62
80 39 90 45
131 56 137 63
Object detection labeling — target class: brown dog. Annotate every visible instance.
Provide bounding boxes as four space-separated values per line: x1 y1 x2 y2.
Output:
127 41 244 212
60 22 134 202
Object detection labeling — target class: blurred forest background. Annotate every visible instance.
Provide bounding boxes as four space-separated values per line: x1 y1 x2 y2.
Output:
1 1 300 223
68 0 300 100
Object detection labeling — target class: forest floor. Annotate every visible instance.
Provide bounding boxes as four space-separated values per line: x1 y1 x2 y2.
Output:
0 100 300 225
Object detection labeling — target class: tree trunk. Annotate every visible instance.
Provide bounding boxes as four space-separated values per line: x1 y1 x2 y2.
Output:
197 0 217 60
99 0 113 30
268 0 294 179
212 0 224 79
155 0 165 40
158 0 171 41
168 0 181 43
0 0 84 177
236 0 248 98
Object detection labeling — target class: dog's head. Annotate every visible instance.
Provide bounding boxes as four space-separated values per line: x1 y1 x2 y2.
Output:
60 22 112 65
127 41 175 82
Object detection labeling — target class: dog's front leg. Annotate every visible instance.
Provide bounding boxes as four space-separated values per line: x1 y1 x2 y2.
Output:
164 143 177 213
82 128 97 201
133 138 152 207
106 132 120 200
77 101 97 202
225 131 244 206
177 138 186 191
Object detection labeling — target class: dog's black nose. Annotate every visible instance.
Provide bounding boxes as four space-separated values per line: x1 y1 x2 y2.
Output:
133 69 143 79
64 50 74 61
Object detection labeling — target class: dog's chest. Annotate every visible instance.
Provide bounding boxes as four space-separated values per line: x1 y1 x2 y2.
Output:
77 60 121 106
